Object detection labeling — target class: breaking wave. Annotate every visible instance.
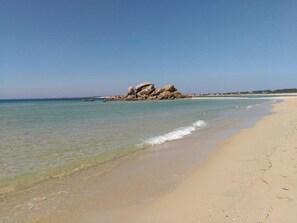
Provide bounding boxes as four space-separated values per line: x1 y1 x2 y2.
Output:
246 103 264 110
141 120 207 146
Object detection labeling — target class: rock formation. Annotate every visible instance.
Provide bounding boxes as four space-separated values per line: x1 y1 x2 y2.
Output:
107 82 191 101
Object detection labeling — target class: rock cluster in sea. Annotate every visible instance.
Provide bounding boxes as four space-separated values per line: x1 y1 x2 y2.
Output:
108 82 191 101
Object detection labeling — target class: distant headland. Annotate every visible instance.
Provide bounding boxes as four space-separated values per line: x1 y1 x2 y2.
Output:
106 82 191 101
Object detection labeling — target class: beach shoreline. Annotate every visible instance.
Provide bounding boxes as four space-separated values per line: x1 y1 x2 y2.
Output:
1 97 296 222
49 96 297 223
85 96 296 223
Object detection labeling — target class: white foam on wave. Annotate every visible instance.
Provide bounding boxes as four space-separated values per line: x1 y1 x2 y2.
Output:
246 103 264 110
142 120 207 146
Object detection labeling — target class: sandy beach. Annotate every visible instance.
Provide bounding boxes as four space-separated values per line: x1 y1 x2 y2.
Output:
30 97 297 223
103 97 296 223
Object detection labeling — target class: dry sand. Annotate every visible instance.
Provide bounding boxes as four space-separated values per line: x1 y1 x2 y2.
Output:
79 97 297 223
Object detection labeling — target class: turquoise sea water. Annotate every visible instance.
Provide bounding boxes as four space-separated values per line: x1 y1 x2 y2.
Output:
0 98 271 195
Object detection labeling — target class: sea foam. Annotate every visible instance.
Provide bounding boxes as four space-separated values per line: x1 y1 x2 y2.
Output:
142 120 207 146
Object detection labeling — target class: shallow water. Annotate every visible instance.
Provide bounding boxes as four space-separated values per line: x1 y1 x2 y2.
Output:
0 98 270 195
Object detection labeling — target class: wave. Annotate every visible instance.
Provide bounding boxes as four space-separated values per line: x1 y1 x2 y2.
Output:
141 120 207 146
246 103 264 110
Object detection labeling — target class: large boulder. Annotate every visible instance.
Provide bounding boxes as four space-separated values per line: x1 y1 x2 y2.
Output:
135 82 154 92
158 90 173 100
151 88 165 96
138 88 152 96
173 91 183 98
127 86 135 96
146 84 155 93
164 84 176 92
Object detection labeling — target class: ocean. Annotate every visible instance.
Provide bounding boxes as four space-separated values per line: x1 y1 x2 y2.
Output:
0 98 273 196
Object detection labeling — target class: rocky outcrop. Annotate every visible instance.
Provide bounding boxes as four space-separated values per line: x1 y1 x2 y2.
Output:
107 82 191 101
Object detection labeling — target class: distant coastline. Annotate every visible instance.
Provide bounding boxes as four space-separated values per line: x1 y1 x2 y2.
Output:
192 88 297 97
1 88 296 101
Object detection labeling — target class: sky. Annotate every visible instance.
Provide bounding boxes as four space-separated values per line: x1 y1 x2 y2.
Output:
1 0 296 99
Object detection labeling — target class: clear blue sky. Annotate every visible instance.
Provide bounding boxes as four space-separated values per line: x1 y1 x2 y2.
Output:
1 0 296 99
